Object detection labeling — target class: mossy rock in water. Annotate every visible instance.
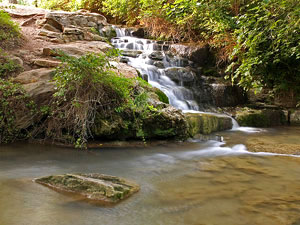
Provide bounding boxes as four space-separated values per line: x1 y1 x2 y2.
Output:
34 173 140 204
185 113 232 136
236 109 287 127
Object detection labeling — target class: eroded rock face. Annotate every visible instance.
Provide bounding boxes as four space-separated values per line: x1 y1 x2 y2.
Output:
13 68 55 106
34 173 140 204
185 112 233 136
36 11 109 43
170 44 209 66
164 67 195 83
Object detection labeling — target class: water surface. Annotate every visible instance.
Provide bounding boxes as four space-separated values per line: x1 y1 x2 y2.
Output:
1 128 300 225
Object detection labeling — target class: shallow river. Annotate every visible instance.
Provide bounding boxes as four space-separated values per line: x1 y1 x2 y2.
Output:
1 127 300 225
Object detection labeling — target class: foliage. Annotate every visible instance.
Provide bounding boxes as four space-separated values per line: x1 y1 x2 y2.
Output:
44 50 157 148
0 50 22 77
0 10 20 42
227 0 300 97
0 79 36 144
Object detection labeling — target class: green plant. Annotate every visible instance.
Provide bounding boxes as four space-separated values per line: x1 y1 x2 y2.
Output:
43 50 157 148
0 10 20 42
0 79 36 143
227 0 300 98
0 51 22 77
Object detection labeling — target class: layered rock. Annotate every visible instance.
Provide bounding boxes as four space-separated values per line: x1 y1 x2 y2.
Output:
35 173 140 204
36 10 111 43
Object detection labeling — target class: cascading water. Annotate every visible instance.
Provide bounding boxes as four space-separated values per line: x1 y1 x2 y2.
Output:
111 27 199 111
111 27 252 131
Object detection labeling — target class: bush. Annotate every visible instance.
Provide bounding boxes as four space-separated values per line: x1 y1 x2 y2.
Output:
0 10 20 42
43 50 155 147
0 50 22 77
227 0 300 98
0 79 36 144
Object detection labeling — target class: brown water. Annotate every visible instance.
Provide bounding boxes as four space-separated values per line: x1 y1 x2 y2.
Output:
1 128 300 225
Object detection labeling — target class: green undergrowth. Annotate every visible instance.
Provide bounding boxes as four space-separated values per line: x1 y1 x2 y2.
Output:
42 50 160 148
0 79 36 144
0 10 20 45
0 50 23 77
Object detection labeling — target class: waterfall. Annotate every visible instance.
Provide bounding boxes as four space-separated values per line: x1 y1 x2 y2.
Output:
111 27 199 111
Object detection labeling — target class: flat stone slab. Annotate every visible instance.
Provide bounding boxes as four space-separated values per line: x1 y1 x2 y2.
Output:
34 173 140 204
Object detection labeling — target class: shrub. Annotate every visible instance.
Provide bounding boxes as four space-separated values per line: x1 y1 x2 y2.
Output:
43 50 155 147
0 10 20 42
0 79 36 144
227 0 300 98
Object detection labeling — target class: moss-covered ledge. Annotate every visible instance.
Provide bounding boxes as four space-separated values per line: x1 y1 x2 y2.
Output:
235 108 287 127
185 112 232 136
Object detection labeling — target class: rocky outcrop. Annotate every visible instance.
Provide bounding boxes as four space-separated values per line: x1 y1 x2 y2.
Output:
34 173 140 204
164 67 195 83
290 110 300 125
36 10 110 43
170 44 209 66
185 113 232 136
13 68 55 106
92 94 189 140
235 108 287 127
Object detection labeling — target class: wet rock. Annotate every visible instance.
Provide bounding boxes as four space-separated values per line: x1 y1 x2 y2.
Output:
122 50 142 58
153 61 164 68
131 27 145 38
210 83 247 107
185 113 233 136
149 51 164 60
290 110 300 125
34 173 140 204
170 44 209 66
235 108 287 127
164 67 195 83
93 92 188 140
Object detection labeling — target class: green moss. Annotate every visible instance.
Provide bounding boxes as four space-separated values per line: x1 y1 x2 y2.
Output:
186 113 233 136
154 89 169 104
236 109 287 127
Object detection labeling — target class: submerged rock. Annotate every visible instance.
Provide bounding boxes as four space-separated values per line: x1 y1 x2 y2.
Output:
34 173 140 204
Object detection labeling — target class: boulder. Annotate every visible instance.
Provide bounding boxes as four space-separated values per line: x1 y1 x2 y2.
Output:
235 108 287 127
34 173 140 204
210 83 247 107
170 44 209 66
149 51 164 60
185 112 233 136
33 59 61 68
122 50 142 58
164 67 195 83
131 27 145 38
290 110 300 125
13 68 55 106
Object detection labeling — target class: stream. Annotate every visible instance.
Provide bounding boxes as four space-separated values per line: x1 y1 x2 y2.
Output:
1 28 300 225
1 127 300 225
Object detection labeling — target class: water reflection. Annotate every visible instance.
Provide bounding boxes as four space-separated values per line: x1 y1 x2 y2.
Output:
0 128 300 225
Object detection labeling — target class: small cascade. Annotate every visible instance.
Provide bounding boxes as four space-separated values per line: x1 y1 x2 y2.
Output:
111 27 199 111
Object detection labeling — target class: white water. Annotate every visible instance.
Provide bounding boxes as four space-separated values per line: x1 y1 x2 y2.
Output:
111 28 267 133
111 28 199 111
